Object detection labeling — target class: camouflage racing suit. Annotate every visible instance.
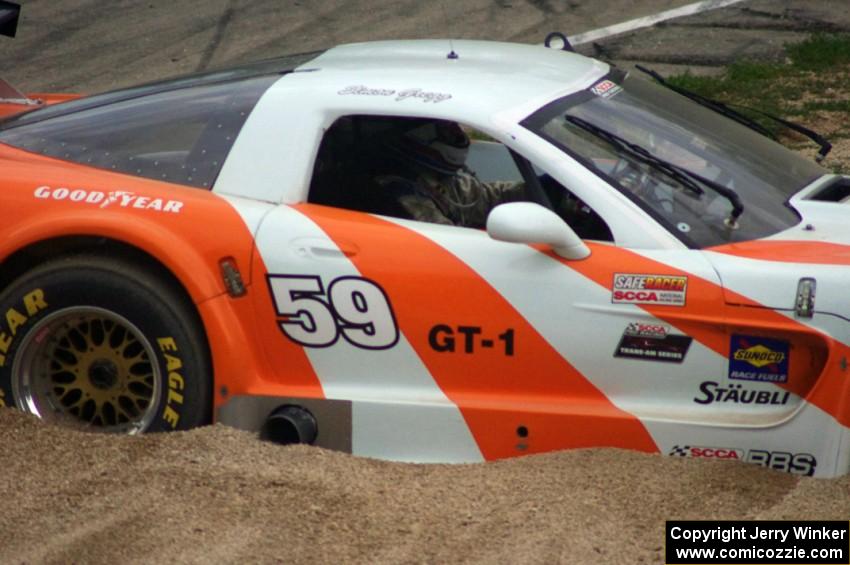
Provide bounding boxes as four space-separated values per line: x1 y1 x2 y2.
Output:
375 167 526 228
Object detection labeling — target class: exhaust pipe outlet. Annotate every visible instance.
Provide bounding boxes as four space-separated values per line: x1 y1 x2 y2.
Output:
262 405 318 445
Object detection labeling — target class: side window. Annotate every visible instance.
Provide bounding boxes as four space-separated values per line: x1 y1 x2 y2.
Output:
534 166 614 242
308 114 612 241
308 115 531 229
0 75 278 189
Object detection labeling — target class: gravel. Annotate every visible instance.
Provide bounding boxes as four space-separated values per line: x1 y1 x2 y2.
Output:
1 409 849 564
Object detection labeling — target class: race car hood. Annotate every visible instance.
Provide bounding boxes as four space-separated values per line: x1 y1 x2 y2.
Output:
705 174 850 322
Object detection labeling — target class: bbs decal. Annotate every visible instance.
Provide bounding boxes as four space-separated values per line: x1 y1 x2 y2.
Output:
746 450 816 477
268 275 399 350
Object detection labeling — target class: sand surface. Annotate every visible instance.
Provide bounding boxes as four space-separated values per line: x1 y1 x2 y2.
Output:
1 409 849 564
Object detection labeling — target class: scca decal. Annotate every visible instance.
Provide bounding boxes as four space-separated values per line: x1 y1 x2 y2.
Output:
669 445 744 459
614 321 692 363
268 274 399 350
611 274 687 306
670 446 817 475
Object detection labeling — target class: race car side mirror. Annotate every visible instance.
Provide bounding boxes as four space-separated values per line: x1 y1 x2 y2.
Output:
486 202 591 260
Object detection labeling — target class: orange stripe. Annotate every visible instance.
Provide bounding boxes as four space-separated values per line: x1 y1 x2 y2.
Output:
296 204 657 460
710 240 850 265
558 243 849 426
241 250 326 397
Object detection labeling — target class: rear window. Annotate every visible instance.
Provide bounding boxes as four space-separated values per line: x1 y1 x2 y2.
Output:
0 75 279 189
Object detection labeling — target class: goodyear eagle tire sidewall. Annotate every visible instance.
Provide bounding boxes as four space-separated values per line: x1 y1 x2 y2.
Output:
0 258 210 432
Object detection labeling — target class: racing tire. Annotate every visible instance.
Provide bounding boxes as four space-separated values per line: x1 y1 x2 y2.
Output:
0 255 211 433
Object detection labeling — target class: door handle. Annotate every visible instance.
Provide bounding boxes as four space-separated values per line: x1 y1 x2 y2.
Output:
291 237 358 259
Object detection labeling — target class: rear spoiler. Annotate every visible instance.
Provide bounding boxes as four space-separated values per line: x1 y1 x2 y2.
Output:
0 77 40 106
0 3 41 108
0 1 20 38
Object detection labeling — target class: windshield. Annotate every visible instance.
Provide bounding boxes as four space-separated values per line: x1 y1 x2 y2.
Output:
523 71 828 247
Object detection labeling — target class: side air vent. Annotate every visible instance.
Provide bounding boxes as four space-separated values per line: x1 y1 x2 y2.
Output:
808 178 850 203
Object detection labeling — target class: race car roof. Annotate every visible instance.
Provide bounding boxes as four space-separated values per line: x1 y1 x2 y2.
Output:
286 40 610 123
0 50 326 129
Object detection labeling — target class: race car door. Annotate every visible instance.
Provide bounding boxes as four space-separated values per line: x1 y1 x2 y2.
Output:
251 190 738 462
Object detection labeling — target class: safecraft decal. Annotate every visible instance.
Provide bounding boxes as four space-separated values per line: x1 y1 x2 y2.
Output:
34 186 184 213
728 334 789 383
614 322 692 363
669 446 815 476
693 381 790 406
268 274 399 350
611 273 687 306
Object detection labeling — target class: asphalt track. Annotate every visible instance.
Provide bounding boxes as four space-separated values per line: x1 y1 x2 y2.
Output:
4 0 846 94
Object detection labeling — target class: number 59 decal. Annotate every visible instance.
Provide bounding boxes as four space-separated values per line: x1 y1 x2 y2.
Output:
268 275 399 350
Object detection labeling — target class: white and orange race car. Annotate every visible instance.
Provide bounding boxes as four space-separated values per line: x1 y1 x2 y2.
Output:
0 39 846 477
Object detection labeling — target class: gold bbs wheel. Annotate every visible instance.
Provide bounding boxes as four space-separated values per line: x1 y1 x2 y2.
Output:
12 307 162 434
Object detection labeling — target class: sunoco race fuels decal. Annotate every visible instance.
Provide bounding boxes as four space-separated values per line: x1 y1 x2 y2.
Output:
614 322 692 363
611 274 687 306
728 334 789 383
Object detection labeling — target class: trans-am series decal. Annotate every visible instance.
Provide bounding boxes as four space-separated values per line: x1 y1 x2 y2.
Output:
614 322 692 363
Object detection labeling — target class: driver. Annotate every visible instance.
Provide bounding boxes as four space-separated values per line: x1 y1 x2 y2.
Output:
373 119 526 228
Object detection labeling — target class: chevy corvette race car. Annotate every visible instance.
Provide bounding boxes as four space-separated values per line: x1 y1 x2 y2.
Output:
0 39 847 477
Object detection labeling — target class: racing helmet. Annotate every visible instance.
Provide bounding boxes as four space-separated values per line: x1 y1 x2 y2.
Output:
395 119 470 175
